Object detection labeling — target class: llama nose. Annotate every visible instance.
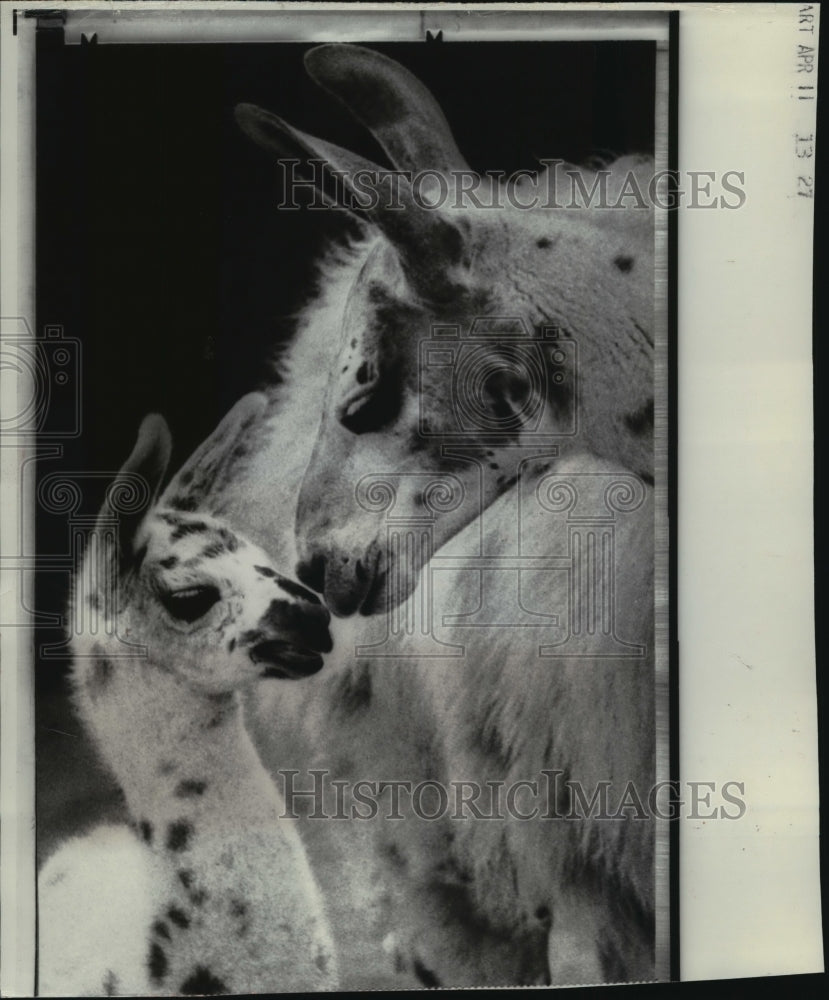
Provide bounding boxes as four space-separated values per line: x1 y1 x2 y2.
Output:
297 548 373 617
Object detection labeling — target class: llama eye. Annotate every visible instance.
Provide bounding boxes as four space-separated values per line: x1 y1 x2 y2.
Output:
160 585 221 624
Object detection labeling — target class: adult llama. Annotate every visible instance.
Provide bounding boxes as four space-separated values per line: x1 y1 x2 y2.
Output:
156 42 657 988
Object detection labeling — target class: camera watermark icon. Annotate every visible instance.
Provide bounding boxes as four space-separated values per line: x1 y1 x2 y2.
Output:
1 317 150 654
0 318 81 438
2 317 83 636
418 317 577 442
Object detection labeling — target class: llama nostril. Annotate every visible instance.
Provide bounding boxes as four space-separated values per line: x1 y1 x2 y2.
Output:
296 554 326 595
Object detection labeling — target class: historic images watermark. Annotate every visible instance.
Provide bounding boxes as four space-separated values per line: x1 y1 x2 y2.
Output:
275 160 747 212
277 770 748 823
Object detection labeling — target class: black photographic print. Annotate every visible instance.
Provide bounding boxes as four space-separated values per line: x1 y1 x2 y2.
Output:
29 7 673 994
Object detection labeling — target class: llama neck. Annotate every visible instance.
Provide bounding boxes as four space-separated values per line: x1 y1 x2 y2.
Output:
75 656 282 844
209 237 370 563
72 652 335 993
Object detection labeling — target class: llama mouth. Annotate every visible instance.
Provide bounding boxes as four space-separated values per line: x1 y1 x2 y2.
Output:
358 566 389 617
250 640 325 679
358 566 422 617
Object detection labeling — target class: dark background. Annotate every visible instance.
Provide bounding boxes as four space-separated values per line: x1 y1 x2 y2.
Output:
34 36 656 697
31 29 662 988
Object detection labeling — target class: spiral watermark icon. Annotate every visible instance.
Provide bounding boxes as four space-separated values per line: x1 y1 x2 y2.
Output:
36 471 154 659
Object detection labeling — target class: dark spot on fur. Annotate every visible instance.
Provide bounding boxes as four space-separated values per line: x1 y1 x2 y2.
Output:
199 542 226 559
535 905 552 926
350 338 357 349
624 398 654 436
536 237 552 249
178 469 194 487
614 255 635 273
229 898 248 918
316 951 330 974
413 959 442 988
489 462 499 470
203 692 234 729
157 760 176 776
167 905 190 929
148 942 168 983
276 577 321 605
169 494 198 512
159 555 178 569
255 564 276 578
379 840 408 872
139 820 153 844
632 319 654 348
175 779 207 798
102 970 119 996
478 722 513 769
159 512 182 526
152 920 171 941
227 637 236 653
180 966 227 995
218 528 239 553
355 360 371 384
189 887 208 907
89 657 114 694
166 821 193 852
334 663 373 715
170 521 208 541
178 869 194 889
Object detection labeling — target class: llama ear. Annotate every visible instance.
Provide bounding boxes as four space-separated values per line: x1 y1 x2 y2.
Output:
235 103 378 220
95 414 173 565
235 103 469 302
303 44 470 174
160 392 268 510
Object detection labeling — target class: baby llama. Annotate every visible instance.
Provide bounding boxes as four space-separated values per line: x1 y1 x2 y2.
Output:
38 397 339 995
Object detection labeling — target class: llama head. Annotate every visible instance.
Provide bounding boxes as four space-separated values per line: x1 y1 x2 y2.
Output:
237 45 654 615
71 395 332 699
